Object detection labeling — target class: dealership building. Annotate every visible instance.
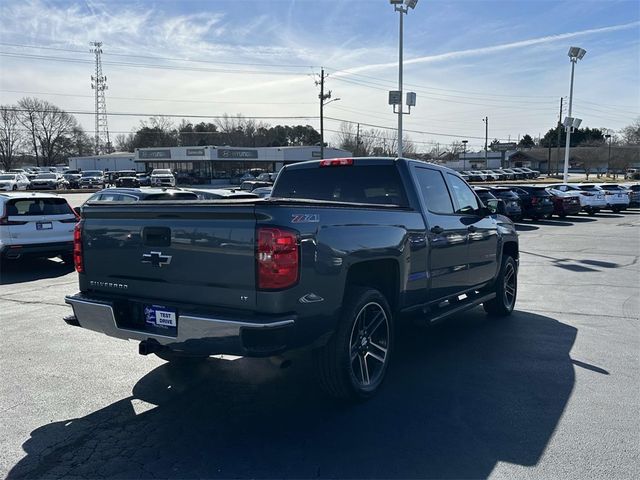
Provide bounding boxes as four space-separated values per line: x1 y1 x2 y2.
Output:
69 145 351 184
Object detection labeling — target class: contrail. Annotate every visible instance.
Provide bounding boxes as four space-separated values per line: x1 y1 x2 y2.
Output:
334 21 640 77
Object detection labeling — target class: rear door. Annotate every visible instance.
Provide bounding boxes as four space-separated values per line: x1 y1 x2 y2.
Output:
81 202 258 310
5 197 76 244
446 173 499 289
411 165 469 301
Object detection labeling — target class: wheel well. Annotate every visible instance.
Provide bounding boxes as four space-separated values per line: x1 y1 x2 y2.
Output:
345 260 400 312
503 241 519 261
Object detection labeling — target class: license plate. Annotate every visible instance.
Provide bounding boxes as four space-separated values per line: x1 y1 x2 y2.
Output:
36 222 52 230
144 304 177 328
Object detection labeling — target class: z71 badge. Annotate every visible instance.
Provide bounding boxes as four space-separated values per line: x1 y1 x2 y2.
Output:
291 213 319 224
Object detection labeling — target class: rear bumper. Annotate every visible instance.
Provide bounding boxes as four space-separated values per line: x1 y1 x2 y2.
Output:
64 293 297 357
1 241 73 259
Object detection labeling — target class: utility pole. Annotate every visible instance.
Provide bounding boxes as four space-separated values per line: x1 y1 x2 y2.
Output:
355 123 361 156
555 97 563 175
90 41 111 155
315 68 337 160
483 116 488 166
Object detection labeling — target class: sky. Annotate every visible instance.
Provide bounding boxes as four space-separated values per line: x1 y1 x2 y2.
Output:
0 0 638 152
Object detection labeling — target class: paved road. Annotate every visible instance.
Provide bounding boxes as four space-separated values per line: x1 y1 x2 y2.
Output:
1 209 638 479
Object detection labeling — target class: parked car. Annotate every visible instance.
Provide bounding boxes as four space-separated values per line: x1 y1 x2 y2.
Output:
587 184 629 212
493 169 515 180
115 175 140 188
187 188 259 200
136 172 151 186
0 192 78 262
486 186 523 221
545 188 581 218
63 170 83 189
507 185 554 220
256 172 277 182
0 173 31 191
105 170 137 186
252 186 273 198
240 180 272 192
461 170 483 182
79 170 105 189
518 167 540 179
621 183 640 207
29 173 69 190
76 188 199 217
472 187 507 215
479 170 500 181
625 168 640 180
502 168 526 180
150 169 176 187
470 170 488 181
548 183 606 215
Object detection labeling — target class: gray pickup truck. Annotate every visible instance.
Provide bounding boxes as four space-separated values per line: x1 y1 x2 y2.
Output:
65 157 519 400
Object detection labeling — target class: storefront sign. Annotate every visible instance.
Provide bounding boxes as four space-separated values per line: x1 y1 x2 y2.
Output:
218 149 258 159
139 149 172 159
186 148 205 156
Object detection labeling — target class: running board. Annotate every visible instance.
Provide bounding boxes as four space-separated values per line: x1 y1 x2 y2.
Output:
426 292 496 325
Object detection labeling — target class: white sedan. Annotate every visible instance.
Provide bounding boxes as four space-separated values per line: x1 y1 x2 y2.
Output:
0 173 31 191
550 184 606 215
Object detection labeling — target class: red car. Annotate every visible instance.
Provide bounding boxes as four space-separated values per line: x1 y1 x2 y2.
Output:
546 188 581 218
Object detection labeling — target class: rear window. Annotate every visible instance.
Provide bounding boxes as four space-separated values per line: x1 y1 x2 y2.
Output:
36 174 56 179
6 198 73 216
272 165 409 206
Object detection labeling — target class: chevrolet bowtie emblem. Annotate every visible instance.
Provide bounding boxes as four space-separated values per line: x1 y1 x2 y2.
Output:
141 251 172 267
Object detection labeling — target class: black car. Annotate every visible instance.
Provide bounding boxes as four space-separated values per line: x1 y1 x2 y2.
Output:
507 185 554 220
77 188 198 216
136 173 151 186
115 176 140 188
187 188 258 200
487 186 523 221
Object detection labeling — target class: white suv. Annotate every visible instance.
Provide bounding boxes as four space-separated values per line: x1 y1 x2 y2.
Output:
0 173 30 191
0 192 78 262
150 169 176 187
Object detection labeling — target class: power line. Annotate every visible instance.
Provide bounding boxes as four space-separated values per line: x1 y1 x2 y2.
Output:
9 108 320 120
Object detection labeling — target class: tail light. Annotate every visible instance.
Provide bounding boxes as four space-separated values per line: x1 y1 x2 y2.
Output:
0 204 27 225
74 221 84 273
257 227 299 290
319 158 353 167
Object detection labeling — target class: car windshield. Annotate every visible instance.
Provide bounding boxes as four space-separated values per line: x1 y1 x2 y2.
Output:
36 174 56 179
82 171 102 178
152 169 172 175
0 174 17 180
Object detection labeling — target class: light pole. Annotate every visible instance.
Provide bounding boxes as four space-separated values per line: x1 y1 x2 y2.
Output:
562 46 586 183
389 0 418 158
605 133 612 176
482 117 488 166
462 139 468 170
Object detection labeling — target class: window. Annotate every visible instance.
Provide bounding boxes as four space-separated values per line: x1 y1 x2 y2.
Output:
7 198 73 216
413 167 454 214
447 174 480 214
272 165 409 207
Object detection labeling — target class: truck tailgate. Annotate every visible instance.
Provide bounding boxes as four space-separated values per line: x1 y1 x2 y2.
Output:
81 202 258 309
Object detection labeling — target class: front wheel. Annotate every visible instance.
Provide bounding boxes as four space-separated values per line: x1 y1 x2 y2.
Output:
314 287 393 401
12 185 17 191
483 255 517 317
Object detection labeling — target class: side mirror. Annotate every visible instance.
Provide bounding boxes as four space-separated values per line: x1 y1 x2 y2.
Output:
73 206 83 218
485 198 506 215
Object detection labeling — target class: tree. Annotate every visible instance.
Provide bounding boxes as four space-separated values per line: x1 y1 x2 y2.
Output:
17 97 42 165
130 117 178 149
620 118 640 145
518 134 535 149
114 133 135 152
0 105 23 171
541 126 605 148
35 101 78 165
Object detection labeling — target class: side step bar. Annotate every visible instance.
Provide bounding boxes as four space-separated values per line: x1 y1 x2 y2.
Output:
422 292 496 325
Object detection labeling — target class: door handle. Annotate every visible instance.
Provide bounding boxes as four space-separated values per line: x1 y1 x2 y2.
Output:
467 225 478 233
430 226 444 234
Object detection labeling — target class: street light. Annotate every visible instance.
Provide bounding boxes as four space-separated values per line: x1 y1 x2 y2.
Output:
389 0 418 158
605 133 612 176
462 140 468 170
562 46 586 182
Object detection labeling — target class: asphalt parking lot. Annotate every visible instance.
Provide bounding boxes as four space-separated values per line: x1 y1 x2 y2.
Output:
1 196 638 479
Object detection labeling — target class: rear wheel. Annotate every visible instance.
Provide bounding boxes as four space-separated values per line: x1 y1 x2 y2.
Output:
315 287 393 400
483 255 517 317
12 184 17 191
612 206 621 213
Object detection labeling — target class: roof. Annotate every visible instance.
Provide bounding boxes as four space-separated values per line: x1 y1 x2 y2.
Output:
0 191 63 200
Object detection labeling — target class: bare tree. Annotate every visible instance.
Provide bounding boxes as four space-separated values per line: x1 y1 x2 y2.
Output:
620 118 640 145
17 97 42 165
0 105 23 171
114 133 135 152
35 101 77 165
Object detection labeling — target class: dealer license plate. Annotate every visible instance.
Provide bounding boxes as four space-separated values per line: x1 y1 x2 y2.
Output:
36 222 52 230
144 304 177 329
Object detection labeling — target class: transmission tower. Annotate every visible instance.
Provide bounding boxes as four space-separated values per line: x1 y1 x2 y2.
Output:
90 41 111 154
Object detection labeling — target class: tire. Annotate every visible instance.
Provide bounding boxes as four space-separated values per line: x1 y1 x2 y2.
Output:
12 185 17 191
612 207 621 213
483 255 517 317
314 287 393 401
